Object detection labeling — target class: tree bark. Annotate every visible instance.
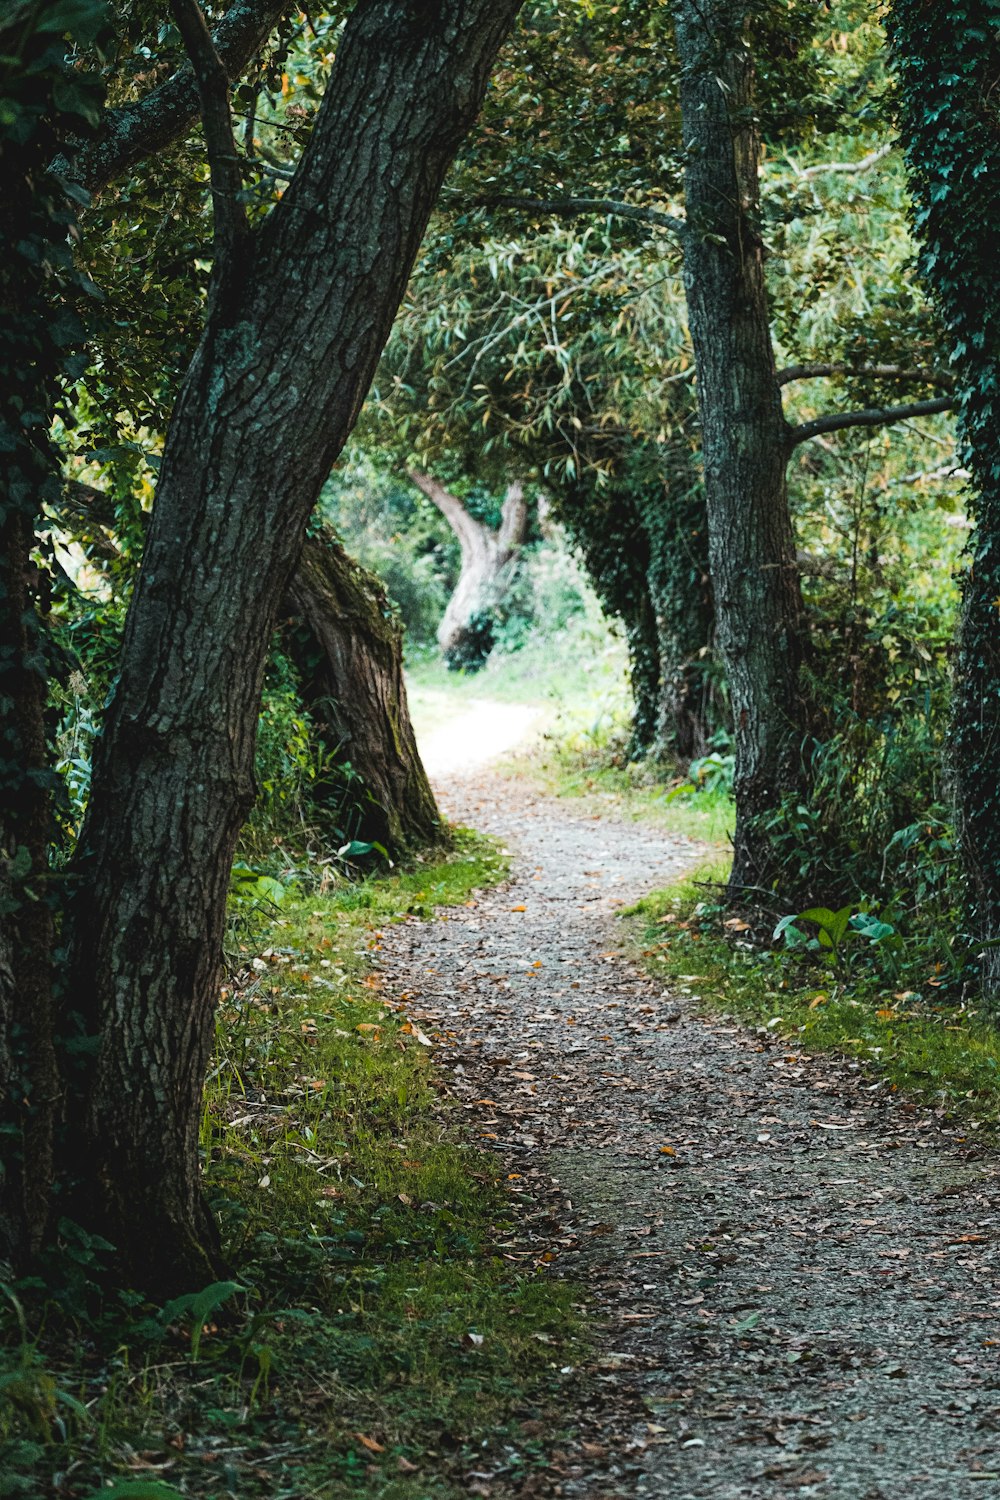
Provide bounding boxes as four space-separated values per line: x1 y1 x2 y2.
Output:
66 0 295 196
283 527 441 854
63 0 523 1292
672 0 805 892
407 469 529 667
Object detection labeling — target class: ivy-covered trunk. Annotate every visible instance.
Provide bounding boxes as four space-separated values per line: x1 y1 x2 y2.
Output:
0 2 103 1267
636 477 715 763
889 2 1000 998
672 0 804 892
548 456 716 763
63 0 522 1291
283 527 441 853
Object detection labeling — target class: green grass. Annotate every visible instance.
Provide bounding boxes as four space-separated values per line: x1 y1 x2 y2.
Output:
405 615 630 718
1 832 584 1499
523 735 735 846
627 863 1000 1132
408 630 735 849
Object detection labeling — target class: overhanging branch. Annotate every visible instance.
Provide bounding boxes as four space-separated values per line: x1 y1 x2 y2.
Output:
793 141 894 181
68 0 292 195
789 395 956 448
777 361 954 389
478 193 687 241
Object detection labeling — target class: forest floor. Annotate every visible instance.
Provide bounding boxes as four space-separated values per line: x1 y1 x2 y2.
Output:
379 729 1000 1499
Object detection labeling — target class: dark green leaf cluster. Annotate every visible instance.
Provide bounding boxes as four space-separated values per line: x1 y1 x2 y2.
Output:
890 0 1000 959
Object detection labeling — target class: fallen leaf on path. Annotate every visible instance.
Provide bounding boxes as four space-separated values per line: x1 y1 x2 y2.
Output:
355 1434 385 1453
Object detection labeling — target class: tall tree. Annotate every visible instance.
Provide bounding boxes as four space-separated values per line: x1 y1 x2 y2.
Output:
672 0 805 893
669 0 955 895
889 0 1000 996
1 0 523 1291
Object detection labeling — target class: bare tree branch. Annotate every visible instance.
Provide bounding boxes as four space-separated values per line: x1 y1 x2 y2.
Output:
478 193 687 241
406 469 488 556
67 0 292 195
777 361 954 389
793 141 895 181
168 0 249 267
788 395 956 448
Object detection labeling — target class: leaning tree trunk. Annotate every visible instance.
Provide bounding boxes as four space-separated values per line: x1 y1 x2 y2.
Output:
407 469 528 669
283 527 440 853
673 0 805 894
63 0 523 1292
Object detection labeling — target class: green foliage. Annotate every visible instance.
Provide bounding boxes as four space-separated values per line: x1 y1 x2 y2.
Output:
889 0 1000 975
775 904 899 974
629 871 1000 1126
0 0 109 871
0 836 583 1499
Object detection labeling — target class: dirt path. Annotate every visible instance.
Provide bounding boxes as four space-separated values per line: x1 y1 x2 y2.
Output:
411 693 542 778
380 770 1000 1499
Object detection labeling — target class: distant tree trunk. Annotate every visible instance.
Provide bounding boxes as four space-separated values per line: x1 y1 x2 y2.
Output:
635 477 716 764
62 0 523 1292
283 527 441 853
890 1 1000 999
544 452 717 764
673 0 805 893
407 469 528 669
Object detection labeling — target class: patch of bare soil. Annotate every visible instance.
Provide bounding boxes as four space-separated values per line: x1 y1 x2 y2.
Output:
380 770 1000 1499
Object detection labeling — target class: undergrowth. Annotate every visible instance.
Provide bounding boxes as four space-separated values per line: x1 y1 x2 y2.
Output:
525 732 735 847
627 864 1000 1132
0 832 583 1499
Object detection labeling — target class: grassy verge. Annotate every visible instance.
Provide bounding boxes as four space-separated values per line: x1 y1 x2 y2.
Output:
522 736 735 846
405 619 630 737
1 832 583 1499
627 862 1000 1132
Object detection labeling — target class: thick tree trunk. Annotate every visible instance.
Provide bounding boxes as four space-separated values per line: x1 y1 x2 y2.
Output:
673 0 804 893
283 527 441 853
63 0 523 1291
407 469 528 668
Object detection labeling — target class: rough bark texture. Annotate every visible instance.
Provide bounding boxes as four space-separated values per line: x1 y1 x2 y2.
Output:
673 0 804 891
63 0 523 1291
407 470 528 668
283 527 441 853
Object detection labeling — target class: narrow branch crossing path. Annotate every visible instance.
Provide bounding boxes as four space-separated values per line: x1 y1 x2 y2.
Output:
381 769 1000 1499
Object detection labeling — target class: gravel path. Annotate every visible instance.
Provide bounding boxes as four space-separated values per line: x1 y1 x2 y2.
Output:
380 769 1000 1499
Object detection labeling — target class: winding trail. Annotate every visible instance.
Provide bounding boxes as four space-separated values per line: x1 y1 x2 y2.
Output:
381 759 1000 1499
